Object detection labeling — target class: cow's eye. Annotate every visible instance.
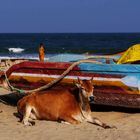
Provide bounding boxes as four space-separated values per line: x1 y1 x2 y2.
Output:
81 87 85 90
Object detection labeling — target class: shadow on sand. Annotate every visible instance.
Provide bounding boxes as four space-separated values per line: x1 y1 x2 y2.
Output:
0 92 24 106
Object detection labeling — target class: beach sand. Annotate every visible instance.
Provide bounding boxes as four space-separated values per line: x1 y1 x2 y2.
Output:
0 88 140 140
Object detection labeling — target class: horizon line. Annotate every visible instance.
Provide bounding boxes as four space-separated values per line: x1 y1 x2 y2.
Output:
0 32 140 34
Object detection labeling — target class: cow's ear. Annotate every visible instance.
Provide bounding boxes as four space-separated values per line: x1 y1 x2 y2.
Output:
75 83 80 88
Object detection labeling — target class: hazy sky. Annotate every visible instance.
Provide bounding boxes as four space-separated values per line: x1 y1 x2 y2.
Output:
0 0 140 33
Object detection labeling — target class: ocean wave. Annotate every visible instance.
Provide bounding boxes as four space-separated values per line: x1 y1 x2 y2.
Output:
8 48 25 53
0 53 53 61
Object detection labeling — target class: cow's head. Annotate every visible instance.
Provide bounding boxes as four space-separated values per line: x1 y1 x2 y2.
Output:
75 77 94 102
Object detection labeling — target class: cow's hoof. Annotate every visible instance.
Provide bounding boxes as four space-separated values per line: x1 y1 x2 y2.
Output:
103 123 117 129
22 120 32 126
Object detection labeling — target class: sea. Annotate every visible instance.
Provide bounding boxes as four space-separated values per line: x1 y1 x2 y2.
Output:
0 33 140 60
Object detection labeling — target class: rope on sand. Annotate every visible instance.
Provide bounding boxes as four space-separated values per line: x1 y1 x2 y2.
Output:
3 59 101 94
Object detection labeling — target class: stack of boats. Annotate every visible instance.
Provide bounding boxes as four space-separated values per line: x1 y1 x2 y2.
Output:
0 44 140 108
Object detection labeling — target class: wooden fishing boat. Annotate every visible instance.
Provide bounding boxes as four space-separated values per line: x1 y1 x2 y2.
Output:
0 52 139 109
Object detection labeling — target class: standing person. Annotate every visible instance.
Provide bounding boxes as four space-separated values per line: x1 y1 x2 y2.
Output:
39 43 45 62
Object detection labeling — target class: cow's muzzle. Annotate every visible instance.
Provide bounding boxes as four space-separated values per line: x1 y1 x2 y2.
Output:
89 96 94 102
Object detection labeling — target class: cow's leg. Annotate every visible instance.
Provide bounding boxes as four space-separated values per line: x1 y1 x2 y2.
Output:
60 121 71 124
86 115 116 129
22 105 33 126
29 112 37 120
63 116 81 124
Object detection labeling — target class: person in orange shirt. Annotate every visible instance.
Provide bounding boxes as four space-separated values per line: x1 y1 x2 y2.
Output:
39 43 45 62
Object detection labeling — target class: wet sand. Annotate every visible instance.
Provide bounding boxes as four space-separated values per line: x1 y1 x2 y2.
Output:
0 88 140 140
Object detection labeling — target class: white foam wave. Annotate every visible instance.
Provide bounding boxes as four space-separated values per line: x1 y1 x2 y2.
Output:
8 48 25 53
0 53 51 61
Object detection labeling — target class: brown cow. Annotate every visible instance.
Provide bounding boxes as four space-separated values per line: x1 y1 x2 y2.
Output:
17 78 114 128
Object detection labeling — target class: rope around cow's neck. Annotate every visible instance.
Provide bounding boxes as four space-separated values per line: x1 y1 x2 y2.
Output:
4 59 101 94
